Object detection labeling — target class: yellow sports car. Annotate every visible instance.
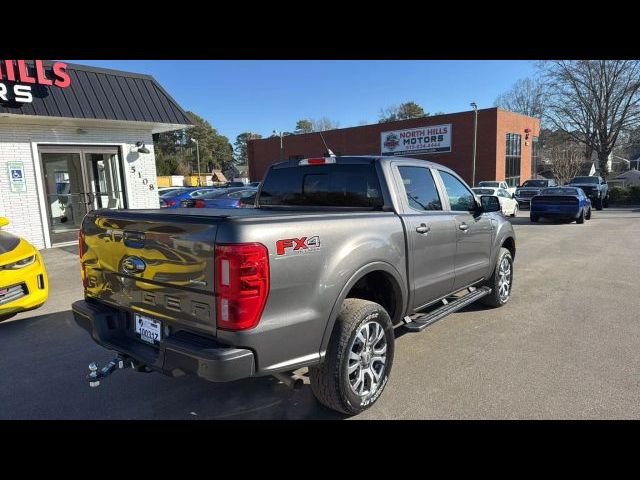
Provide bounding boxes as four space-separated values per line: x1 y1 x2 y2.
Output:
0 217 49 321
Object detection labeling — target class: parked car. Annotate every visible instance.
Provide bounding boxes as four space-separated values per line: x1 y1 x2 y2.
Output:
158 187 184 196
217 181 245 188
73 155 515 415
477 180 516 196
180 188 257 209
515 179 558 208
0 217 49 321
472 187 518 217
530 187 592 223
159 187 218 209
567 176 609 210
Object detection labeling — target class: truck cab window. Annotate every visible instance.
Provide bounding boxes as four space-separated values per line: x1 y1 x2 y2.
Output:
439 171 476 211
397 166 442 211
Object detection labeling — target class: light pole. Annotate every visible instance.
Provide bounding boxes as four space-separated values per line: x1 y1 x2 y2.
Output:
273 130 284 162
470 102 478 187
273 130 293 161
193 138 201 186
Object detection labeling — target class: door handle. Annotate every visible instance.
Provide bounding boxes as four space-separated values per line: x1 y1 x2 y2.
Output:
459 223 469 231
416 224 430 234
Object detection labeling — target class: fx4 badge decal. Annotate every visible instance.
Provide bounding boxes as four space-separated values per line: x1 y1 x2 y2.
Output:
276 236 321 256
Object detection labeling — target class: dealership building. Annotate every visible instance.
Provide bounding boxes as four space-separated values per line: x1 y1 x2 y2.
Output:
0 60 192 249
248 108 541 188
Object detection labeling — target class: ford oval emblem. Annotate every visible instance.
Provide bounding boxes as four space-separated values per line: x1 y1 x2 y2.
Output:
122 256 146 274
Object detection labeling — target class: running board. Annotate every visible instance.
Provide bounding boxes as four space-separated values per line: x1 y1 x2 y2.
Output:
402 286 492 332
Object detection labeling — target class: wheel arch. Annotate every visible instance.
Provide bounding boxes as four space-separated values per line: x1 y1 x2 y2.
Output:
318 262 408 356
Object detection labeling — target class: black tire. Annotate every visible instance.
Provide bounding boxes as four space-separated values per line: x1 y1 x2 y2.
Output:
480 247 513 308
585 207 592 220
603 195 609 208
595 197 603 210
530 214 539 222
0 312 17 322
577 208 585 223
309 298 394 416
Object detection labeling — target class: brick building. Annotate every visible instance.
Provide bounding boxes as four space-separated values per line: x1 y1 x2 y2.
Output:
248 108 540 188
0 60 191 249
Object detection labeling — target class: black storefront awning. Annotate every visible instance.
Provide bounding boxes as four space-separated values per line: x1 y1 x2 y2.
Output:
0 60 192 126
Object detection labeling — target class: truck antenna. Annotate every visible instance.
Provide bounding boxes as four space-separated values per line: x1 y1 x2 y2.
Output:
318 130 335 157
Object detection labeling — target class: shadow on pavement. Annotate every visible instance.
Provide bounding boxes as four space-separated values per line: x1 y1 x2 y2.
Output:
0 310 344 420
508 216 577 226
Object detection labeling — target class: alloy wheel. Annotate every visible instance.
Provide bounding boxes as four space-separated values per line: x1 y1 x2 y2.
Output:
347 321 387 398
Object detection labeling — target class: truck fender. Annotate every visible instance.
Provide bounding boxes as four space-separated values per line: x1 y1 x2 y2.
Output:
318 261 408 357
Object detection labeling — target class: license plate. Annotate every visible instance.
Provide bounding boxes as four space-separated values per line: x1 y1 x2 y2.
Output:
134 314 162 345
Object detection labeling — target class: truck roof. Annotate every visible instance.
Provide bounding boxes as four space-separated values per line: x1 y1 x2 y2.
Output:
269 155 458 175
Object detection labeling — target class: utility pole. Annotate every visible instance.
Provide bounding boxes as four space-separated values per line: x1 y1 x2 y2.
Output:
193 138 201 186
470 102 478 186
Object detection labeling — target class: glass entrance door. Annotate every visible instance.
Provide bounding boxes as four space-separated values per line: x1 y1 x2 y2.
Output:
40 147 125 245
83 152 125 211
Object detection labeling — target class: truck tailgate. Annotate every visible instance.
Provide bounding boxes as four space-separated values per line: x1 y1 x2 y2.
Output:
81 210 221 335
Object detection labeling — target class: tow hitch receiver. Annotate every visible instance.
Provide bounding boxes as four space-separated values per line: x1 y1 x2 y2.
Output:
87 356 135 387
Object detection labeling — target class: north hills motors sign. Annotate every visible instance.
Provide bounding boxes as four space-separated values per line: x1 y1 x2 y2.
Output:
0 60 71 104
381 124 452 155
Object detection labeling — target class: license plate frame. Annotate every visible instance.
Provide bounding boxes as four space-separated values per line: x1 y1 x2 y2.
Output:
134 313 162 346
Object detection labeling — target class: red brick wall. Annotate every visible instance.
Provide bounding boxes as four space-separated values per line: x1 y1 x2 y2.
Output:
248 107 538 186
496 109 541 184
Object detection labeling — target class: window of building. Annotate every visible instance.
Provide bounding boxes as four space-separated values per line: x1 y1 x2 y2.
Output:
397 166 442 211
531 136 540 178
505 133 522 187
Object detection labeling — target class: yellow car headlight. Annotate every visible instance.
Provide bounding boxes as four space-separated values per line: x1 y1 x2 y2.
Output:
1 255 36 270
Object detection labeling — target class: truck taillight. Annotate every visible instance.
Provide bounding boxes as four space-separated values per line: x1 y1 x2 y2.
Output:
215 243 270 331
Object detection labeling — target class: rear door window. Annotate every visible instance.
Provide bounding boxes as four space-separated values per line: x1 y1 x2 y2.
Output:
397 166 442 211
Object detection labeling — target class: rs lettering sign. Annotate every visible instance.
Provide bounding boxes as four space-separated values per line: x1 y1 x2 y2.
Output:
0 60 71 105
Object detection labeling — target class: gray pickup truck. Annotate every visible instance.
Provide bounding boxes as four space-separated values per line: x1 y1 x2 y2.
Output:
73 156 516 415
567 176 609 210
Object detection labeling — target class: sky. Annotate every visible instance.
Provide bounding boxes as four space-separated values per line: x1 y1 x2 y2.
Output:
70 60 537 143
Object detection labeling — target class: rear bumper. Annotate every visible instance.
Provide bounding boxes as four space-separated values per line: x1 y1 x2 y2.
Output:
72 299 255 382
530 206 581 218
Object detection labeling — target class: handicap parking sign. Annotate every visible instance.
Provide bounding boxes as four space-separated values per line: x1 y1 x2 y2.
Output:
8 162 26 193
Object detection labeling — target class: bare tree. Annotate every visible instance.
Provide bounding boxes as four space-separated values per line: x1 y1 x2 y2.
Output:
378 101 428 123
495 77 547 119
542 60 640 179
311 117 340 132
547 141 583 185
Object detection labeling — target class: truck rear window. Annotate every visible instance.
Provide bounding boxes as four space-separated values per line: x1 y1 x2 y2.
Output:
259 164 384 208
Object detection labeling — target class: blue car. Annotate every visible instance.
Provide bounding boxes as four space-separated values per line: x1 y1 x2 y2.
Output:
530 187 592 224
180 187 257 208
159 187 218 209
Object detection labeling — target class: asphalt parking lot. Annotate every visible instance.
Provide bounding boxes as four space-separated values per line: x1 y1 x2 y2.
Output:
2 207 639 419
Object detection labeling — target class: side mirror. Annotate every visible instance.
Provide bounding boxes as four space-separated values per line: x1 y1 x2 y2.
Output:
0 217 9 228
480 195 501 213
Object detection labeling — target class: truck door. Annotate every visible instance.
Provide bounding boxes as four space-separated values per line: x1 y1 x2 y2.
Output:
394 165 457 309
436 170 493 291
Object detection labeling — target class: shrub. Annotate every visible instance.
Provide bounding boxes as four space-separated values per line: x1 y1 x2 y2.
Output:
609 186 629 203
629 185 640 203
